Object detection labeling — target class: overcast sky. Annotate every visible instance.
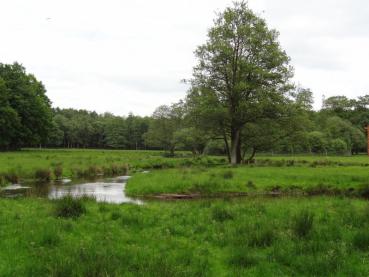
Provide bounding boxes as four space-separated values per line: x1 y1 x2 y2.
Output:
1 0 368 115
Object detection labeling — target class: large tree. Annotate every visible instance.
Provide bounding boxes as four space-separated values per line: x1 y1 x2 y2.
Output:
189 1 293 164
144 103 184 155
0 63 53 150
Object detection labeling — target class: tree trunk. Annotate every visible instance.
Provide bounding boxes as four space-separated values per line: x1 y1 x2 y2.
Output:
237 133 242 163
223 133 231 163
244 147 256 164
230 128 241 164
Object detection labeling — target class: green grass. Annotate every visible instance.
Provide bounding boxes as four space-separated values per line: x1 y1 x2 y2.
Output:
1 197 369 276
3 149 369 275
256 153 369 166
126 166 369 197
0 149 226 184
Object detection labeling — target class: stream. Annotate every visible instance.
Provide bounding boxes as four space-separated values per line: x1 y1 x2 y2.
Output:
0 176 143 204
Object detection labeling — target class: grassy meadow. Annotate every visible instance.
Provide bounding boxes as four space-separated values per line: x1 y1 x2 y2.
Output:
1 197 369 276
0 149 225 185
127 166 369 197
2 149 369 275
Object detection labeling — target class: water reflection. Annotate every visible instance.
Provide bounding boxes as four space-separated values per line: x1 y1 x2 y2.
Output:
1 176 142 204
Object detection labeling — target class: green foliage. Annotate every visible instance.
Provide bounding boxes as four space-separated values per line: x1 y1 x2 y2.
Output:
0 63 53 150
308 131 328 154
144 103 184 154
54 195 87 218
330 138 348 154
189 1 293 164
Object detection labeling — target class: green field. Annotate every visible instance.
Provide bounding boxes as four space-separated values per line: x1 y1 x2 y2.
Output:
0 149 225 184
1 197 369 276
126 166 369 197
2 149 369 276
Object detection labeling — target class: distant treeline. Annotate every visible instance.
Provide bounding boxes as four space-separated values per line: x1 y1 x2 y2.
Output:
49 109 150 149
1 63 369 156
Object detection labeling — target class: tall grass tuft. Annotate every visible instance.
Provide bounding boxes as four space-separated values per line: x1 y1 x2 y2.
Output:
53 165 63 179
4 171 19 184
228 248 258 268
0 175 7 186
248 227 276 247
54 195 86 218
292 209 314 238
212 205 234 222
35 168 51 182
352 230 369 251
222 170 234 179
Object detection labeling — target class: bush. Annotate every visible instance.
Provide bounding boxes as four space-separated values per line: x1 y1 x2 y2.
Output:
292 209 314 238
35 168 51 182
330 138 347 155
54 195 86 218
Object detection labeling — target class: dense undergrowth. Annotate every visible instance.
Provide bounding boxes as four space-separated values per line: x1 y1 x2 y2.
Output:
1 197 369 276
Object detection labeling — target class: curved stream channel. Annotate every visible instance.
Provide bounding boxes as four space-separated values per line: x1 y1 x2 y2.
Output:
0 176 143 204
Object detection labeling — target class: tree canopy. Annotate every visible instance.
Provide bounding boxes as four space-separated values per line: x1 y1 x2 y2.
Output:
0 63 52 150
188 1 293 164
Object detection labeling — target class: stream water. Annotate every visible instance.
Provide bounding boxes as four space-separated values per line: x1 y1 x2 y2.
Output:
0 176 143 204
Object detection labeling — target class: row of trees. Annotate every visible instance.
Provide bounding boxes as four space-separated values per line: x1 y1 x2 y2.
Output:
1 2 368 164
0 60 367 158
50 109 149 149
143 91 368 159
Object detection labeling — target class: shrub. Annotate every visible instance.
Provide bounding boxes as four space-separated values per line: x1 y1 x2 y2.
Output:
53 166 63 179
35 168 51 182
292 209 314 238
54 195 86 218
330 138 347 155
